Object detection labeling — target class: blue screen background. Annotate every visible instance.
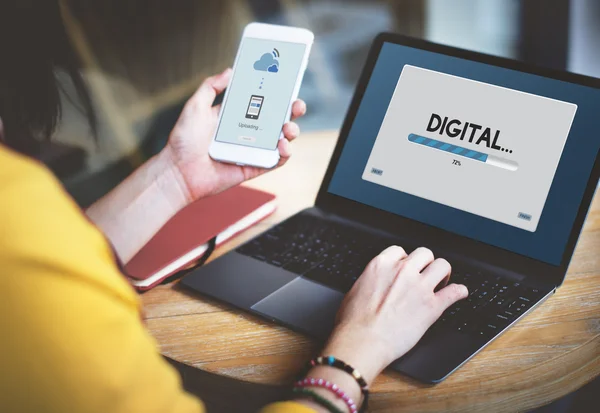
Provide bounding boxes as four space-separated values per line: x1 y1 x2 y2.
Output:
328 42 600 265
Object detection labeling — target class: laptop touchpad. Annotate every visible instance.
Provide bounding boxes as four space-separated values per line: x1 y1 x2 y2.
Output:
251 277 344 340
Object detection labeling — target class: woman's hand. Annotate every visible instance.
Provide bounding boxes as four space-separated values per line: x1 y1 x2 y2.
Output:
164 68 307 202
294 246 468 412
322 246 468 384
86 70 304 263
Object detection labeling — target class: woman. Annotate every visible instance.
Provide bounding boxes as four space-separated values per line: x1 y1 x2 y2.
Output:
0 2 468 412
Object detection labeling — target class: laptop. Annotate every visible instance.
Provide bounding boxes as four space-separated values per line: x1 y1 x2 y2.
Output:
182 33 600 383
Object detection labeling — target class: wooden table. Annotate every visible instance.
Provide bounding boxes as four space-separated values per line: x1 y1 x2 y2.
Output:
143 131 600 412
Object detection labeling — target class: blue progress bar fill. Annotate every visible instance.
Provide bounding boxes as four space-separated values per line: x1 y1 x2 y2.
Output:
408 133 488 162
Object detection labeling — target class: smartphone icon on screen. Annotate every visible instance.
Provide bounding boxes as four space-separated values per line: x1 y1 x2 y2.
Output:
245 95 264 120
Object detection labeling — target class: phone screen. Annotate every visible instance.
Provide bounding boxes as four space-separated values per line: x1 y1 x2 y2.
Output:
215 37 307 150
245 95 264 119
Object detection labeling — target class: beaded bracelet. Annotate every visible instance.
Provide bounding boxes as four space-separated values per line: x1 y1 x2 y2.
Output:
292 387 345 413
295 377 358 413
304 356 369 412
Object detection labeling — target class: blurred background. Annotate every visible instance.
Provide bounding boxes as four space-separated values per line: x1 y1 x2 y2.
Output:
51 0 600 208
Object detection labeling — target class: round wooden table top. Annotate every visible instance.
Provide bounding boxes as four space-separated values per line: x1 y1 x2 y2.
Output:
142 131 600 412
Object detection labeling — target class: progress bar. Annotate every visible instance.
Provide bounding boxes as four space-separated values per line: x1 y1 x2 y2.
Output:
408 134 518 171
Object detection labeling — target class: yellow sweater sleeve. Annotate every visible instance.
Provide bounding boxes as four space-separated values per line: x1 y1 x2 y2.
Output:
0 148 202 413
0 147 313 413
260 402 319 413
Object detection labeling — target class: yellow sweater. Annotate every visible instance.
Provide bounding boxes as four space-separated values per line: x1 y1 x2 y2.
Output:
0 146 313 413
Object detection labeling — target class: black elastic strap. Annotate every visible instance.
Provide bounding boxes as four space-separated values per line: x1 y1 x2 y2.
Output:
160 236 217 285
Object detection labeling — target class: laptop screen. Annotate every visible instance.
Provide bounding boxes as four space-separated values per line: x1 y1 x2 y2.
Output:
327 41 600 266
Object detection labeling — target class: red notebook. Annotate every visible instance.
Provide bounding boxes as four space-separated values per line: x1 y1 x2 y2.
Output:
125 185 276 291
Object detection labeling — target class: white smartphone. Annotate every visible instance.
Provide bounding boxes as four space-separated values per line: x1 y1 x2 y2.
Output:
209 23 314 169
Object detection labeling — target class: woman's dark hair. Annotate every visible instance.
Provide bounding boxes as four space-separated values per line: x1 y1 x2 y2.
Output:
0 1 96 153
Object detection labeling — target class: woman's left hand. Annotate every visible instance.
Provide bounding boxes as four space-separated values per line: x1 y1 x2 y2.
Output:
164 68 306 202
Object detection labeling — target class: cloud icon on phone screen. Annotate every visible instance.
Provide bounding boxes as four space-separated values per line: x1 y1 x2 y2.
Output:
254 53 280 73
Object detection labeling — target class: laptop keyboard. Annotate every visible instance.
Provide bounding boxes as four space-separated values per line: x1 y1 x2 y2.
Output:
237 214 548 339
237 214 397 292
427 271 547 339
